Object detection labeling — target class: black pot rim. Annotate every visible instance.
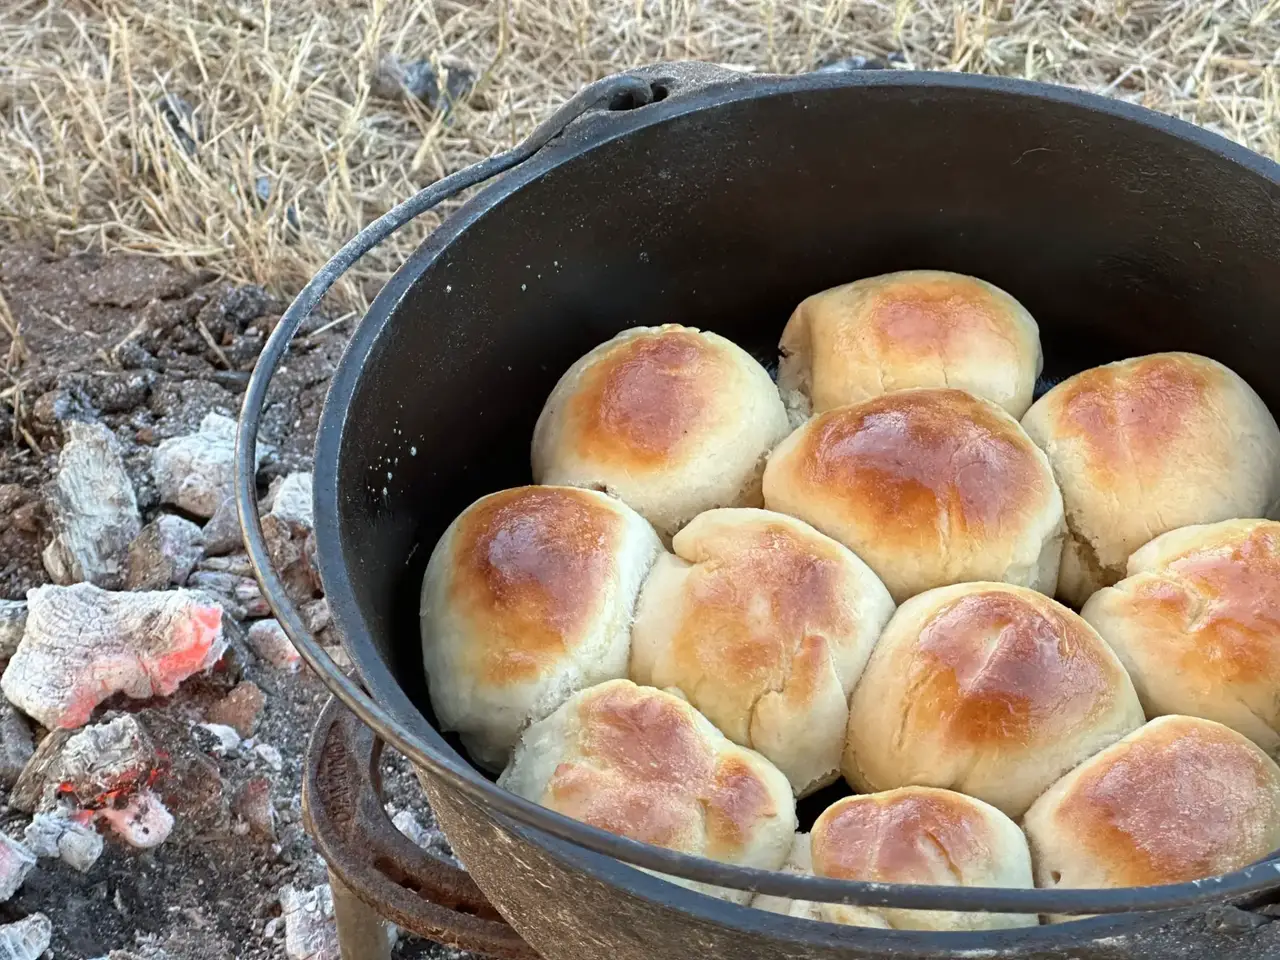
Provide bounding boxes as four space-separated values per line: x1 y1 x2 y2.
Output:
310 65 1280 949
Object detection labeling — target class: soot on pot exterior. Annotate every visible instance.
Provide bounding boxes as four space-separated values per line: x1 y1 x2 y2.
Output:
311 63 1280 960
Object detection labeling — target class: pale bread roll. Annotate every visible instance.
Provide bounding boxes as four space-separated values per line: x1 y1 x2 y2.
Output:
631 508 895 796
1024 716 1280 903
750 833 829 923
844 583 1145 818
420 486 662 771
778 270 1042 421
499 680 797 904
532 325 791 540
811 787 1036 931
1082 519 1280 753
1021 353 1280 607
762 389 1065 603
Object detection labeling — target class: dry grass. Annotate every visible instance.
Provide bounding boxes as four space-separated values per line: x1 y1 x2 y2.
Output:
1 0 1278 311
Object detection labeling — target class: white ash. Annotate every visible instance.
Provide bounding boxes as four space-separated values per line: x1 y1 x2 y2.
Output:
0 834 36 902
11 715 156 813
0 601 26 661
280 883 395 960
21 814 64 858
1 584 226 729
152 412 268 519
41 421 142 589
0 913 51 960
98 788 174 849
194 722 242 757
125 515 204 590
24 812 102 872
281 884 338 960
201 497 243 556
263 472 313 529
246 619 300 672
0 703 33 789
57 817 104 872
390 809 434 850
253 743 283 772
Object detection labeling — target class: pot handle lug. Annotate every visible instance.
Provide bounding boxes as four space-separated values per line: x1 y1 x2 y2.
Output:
304 696 537 958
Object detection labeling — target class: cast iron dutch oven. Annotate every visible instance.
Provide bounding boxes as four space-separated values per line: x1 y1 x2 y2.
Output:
238 63 1280 959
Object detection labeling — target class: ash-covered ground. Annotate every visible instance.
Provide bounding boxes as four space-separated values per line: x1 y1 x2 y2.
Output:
0 246 474 960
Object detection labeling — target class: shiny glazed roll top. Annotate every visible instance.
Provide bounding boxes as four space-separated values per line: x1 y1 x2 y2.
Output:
1023 716 1280 900
420 485 662 771
778 270 1042 420
532 324 791 540
1082 519 1280 752
1021 352 1280 607
844 582 1144 818
763 388 1065 603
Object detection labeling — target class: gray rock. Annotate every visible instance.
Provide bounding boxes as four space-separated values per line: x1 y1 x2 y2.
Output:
201 498 244 556
816 54 890 71
126 514 205 589
0 912 51 960
371 55 475 112
42 421 142 588
153 413 267 519
1 584 227 729
0 704 33 789
0 601 25 662
155 93 200 155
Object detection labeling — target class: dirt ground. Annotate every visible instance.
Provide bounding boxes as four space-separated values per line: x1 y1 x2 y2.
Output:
0 246 465 960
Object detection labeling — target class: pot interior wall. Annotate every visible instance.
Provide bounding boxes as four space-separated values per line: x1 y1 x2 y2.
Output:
323 77 1280 784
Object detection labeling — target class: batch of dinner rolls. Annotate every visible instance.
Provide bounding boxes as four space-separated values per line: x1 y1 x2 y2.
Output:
420 269 1280 930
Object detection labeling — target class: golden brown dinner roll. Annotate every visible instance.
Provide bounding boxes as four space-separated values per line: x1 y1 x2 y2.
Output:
420 486 662 771
499 680 797 904
762 389 1065 603
1021 352 1280 607
1081 519 1280 753
532 325 791 540
631 508 895 797
1024 716 1280 897
811 787 1036 931
844 583 1144 818
778 270 1042 420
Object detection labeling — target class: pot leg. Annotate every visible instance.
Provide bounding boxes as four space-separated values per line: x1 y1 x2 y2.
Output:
329 870 393 960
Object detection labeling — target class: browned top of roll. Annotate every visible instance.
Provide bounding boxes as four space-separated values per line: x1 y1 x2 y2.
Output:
1121 522 1280 687
813 789 990 882
448 486 627 685
1047 353 1216 478
1034 716 1280 886
564 328 731 467
911 589 1117 745
541 681 785 857
799 390 1039 530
